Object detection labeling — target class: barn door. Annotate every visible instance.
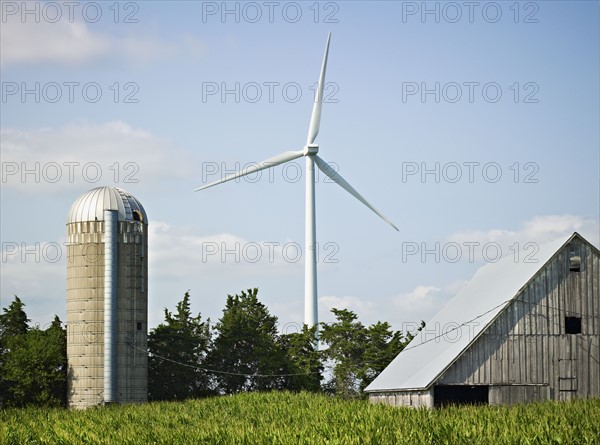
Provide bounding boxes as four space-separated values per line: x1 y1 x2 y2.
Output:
558 336 577 400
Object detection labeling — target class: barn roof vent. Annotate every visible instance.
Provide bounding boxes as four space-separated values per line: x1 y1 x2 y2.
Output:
569 255 581 272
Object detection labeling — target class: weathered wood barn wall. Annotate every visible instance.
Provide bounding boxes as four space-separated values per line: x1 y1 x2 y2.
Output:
366 233 599 408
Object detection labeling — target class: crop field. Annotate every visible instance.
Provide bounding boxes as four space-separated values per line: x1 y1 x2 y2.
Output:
1 392 599 444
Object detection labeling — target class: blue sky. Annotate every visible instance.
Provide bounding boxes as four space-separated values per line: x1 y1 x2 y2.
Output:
1 1 598 334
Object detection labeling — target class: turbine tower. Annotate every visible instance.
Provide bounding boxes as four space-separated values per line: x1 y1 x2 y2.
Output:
195 33 398 328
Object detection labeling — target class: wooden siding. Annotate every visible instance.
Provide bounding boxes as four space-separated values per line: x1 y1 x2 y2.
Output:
436 237 599 404
488 385 549 405
368 235 599 408
369 389 433 409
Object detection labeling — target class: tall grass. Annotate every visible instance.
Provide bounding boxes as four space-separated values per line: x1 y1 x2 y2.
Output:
1 392 599 444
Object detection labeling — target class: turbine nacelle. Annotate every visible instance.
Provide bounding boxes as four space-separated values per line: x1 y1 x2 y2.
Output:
303 144 319 156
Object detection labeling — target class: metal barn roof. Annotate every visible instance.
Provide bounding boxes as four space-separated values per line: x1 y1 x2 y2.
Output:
67 186 147 224
365 233 579 393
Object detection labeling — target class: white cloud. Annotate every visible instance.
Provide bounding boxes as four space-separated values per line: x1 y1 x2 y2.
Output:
182 35 209 58
148 221 304 280
391 284 443 324
117 34 208 66
1 19 110 68
384 215 599 330
117 34 179 65
520 215 598 243
316 283 458 332
446 215 599 261
318 295 375 322
0 239 67 326
0 7 207 69
279 213 600 331
145 222 313 327
1 121 194 192
0 222 306 329
3 214 596 333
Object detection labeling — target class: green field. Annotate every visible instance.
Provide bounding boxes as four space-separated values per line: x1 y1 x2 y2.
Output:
1 392 599 444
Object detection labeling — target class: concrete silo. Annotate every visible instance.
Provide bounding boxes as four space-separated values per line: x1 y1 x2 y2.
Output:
66 186 148 408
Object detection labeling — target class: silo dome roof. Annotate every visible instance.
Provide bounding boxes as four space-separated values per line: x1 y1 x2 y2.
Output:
67 186 147 224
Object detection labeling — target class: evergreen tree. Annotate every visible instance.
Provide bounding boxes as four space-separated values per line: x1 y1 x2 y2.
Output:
0 296 29 348
358 321 406 391
320 308 422 398
148 291 212 401
208 288 287 393
0 296 31 406
45 315 68 405
0 301 67 408
278 324 323 391
319 308 367 398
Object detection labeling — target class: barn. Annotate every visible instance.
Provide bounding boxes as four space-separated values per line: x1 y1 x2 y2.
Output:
365 232 600 408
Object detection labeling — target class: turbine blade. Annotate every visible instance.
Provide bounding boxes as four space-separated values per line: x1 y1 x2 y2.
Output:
314 155 399 231
306 32 331 145
194 150 304 191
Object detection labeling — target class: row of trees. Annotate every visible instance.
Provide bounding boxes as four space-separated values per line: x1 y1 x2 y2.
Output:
148 289 322 400
0 290 423 407
0 297 67 407
150 288 423 400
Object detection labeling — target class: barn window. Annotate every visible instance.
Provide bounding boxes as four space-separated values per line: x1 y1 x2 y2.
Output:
565 316 581 334
137 322 143 331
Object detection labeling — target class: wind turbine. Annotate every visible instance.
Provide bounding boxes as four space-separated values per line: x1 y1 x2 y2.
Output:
195 32 398 329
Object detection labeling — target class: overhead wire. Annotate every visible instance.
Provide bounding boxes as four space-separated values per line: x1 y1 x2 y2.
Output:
128 342 322 377
128 293 598 379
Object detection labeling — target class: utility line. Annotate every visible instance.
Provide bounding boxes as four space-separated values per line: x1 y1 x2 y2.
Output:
128 342 322 377
129 295 598 378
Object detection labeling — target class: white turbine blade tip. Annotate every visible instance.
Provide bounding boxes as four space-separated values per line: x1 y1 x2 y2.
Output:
386 219 400 232
306 33 332 145
314 156 399 232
